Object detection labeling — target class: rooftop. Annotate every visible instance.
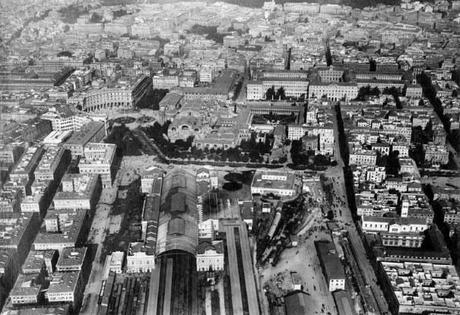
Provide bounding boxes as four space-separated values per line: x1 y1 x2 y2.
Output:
56 247 87 268
197 240 224 255
47 270 80 294
54 173 99 200
0 213 36 248
34 210 86 246
0 249 15 273
79 142 116 165
35 146 64 174
382 261 460 311
64 121 104 146
10 146 44 175
23 250 57 273
10 273 41 297
251 170 296 191
315 241 345 280
143 195 161 222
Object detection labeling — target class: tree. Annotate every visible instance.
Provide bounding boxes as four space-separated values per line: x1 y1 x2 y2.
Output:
409 144 425 167
57 50 73 58
313 154 330 166
383 86 402 109
369 59 376 72
276 87 286 100
266 86 276 100
356 85 380 100
89 12 103 23
385 151 400 176
325 46 332 66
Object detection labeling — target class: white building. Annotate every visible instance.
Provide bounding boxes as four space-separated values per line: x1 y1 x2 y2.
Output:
43 130 73 146
79 143 116 188
247 82 265 100
246 79 309 100
349 150 377 166
46 271 82 304
308 83 358 101
126 242 155 273
41 108 93 132
198 219 219 239
152 75 179 89
10 274 41 305
53 174 100 210
199 66 214 83
104 251 124 277
251 170 297 197
196 241 224 272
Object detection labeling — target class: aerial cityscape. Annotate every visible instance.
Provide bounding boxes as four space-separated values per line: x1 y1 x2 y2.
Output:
0 0 460 314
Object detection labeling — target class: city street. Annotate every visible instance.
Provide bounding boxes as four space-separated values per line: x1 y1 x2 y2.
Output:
329 105 390 314
80 178 119 315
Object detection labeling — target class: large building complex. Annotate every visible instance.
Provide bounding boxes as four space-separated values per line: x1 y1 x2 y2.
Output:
247 71 309 100
308 83 358 101
156 169 198 256
78 143 116 188
82 76 152 113
251 170 297 197
63 121 106 157
53 173 101 210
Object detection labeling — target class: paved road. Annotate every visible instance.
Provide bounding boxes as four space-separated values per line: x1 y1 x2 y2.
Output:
80 180 120 315
331 104 390 314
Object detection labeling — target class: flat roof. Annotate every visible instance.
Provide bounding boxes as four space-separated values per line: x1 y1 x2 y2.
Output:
80 142 116 165
11 146 44 175
159 92 183 107
34 210 86 246
23 250 57 273
315 241 345 280
57 247 87 268
251 170 296 191
47 270 80 294
54 173 99 200
0 213 36 248
35 146 64 174
143 195 161 222
64 121 104 146
10 273 41 297
0 249 15 272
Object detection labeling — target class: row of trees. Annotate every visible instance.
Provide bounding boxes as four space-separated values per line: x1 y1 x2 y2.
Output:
355 86 402 108
58 4 90 24
105 124 143 156
266 86 286 101
290 140 331 169
135 89 168 110
141 123 274 163
188 25 225 44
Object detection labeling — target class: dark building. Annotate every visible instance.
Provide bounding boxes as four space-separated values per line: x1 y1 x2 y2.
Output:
284 291 309 315
147 169 199 315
